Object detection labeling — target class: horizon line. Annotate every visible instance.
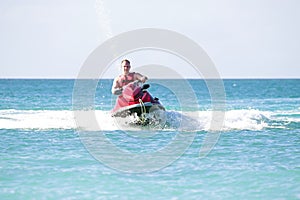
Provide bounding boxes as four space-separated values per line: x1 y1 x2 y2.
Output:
0 76 299 80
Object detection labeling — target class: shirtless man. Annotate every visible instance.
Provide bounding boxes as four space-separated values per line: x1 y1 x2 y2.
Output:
111 59 148 95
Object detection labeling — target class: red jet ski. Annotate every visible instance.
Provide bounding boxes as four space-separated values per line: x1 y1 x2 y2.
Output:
111 81 165 121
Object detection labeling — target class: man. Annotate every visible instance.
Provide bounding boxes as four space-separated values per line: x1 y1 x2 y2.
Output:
111 59 148 95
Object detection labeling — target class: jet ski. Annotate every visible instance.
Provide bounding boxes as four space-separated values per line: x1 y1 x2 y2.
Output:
111 81 165 124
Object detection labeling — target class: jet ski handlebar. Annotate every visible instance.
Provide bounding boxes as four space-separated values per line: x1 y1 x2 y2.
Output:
113 80 149 96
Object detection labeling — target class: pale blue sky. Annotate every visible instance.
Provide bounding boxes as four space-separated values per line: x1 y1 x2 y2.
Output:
0 0 299 78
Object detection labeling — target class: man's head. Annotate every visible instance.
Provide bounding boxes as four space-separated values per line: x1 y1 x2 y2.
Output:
121 59 131 75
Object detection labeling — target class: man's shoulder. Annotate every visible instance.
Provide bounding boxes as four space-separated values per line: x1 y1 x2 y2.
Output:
133 72 142 77
116 74 123 78
114 75 121 82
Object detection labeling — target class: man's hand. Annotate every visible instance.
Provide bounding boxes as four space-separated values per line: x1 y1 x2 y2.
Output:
140 76 148 83
112 87 123 95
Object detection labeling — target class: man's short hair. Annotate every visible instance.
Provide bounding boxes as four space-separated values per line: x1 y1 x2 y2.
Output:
121 59 130 65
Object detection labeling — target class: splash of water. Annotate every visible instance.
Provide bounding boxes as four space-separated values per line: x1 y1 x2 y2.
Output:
95 0 113 40
0 109 298 131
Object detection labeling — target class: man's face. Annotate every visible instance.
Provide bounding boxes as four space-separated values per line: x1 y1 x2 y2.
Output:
122 61 131 74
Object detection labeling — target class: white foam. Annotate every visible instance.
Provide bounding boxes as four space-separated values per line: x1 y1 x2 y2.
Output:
222 109 271 131
166 109 272 131
0 109 298 131
0 110 76 130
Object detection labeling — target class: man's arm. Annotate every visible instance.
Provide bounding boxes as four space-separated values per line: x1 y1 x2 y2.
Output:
111 78 123 95
134 73 148 83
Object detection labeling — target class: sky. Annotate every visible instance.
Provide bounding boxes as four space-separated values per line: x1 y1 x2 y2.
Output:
0 0 299 78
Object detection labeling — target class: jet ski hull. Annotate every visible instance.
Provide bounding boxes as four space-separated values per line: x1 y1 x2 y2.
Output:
111 102 165 118
111 82 165 122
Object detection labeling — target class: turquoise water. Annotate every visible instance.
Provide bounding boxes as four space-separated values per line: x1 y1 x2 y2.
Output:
0 79 299 199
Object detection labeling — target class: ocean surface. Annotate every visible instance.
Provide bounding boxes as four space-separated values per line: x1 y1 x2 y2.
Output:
0 79 299 199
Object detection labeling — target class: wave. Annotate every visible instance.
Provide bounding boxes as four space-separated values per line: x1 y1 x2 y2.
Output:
0 109 299 131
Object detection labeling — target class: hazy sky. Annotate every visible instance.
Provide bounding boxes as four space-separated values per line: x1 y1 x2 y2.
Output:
0 0 299 78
